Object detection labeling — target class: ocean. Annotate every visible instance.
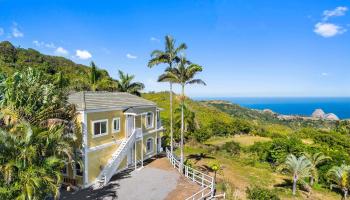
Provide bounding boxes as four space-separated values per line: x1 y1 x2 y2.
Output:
194 97 350 120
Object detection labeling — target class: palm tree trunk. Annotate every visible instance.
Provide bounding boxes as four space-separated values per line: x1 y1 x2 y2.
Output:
180 84 185 170
292 177 297 195
170 82 173 156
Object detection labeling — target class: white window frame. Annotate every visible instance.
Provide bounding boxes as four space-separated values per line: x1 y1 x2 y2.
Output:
156 110 160 122
92 119 108 138
145 112 154 129
146 137 154 154
74 162 83 177
112 117 121 133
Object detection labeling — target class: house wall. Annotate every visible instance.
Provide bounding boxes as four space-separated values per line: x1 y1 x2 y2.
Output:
63 106 163 187
135 131 162 162
87 110 125 147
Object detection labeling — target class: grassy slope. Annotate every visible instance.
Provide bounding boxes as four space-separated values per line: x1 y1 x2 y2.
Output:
142 92 233 128
179 137 340 200
143 93 340 199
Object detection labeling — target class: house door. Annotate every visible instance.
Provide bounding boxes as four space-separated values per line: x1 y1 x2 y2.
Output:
125 115 135 137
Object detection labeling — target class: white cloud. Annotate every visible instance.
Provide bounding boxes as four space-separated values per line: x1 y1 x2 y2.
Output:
76 49 92 59
321 72 328 76
0 28 4 36
323 6 348 21
150 37 160 42
33 40 42 46
314 22 346 37
126 53 137 59
11 23 23 38
33 40 56 49
55 47 68 55
45 42 55 48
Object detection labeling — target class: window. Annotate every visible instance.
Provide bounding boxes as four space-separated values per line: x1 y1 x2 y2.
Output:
145 112 154 128
112 118 120 133
75 162 83 177
74 150 83 177
146 138 154 153
92 120 108 137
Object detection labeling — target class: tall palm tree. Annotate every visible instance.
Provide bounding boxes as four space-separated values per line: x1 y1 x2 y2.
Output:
148 35 187 155
115 70 145 96
304 152 331 186
90 61 99 91
327 165 350 200
281 154 312 195
158 57 206 169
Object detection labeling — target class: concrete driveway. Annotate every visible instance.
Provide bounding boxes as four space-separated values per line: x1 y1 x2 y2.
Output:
61 156 200 200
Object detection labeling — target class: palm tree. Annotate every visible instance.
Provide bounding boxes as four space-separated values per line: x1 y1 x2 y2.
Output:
304 152 331 186
281 154 312 195
175 103 198 134
158 57 206 169
0 124 69 199
327 165 350 200
148 35 187 155
90 61 99 91
115 70 145 96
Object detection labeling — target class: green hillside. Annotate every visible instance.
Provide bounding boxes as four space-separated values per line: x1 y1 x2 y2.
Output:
0 41 114 90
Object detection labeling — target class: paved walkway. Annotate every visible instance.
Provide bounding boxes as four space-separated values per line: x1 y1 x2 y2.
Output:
61 156 200 200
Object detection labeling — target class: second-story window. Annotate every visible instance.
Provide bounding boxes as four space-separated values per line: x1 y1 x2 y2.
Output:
92 120 108 137
146 112 153 128
112 118 120 133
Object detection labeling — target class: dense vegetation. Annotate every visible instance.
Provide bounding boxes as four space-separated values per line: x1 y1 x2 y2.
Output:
0 68 79 199
144 92 350 199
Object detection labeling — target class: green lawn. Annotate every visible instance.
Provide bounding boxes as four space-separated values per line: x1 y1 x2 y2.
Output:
205 135 271 147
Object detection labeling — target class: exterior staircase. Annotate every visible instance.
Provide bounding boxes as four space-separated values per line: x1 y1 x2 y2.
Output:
93 130 136 189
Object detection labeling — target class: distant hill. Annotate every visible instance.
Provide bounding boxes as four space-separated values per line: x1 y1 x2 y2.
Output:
203 100 338 129
0 41 114 90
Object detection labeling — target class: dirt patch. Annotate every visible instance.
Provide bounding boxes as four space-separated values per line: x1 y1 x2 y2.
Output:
165 174 202 200
147 157 202 200
146 156 175 171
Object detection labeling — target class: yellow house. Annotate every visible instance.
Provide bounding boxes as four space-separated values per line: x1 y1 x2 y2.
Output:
64 91 164 188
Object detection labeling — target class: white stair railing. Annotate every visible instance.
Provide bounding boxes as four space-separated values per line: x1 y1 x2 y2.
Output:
93 130 136 188
165 148 218 200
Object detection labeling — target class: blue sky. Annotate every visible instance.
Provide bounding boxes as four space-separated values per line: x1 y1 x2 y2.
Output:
0 0 349 97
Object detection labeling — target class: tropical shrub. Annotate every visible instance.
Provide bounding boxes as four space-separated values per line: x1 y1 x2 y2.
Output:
266 137 305 165
0 125 71 199
192 127 211 142
221 141 241 156
249 141 272 162
246 186 280 200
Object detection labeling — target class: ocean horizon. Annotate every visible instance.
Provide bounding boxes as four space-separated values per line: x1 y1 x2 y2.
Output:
194 97 350 119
